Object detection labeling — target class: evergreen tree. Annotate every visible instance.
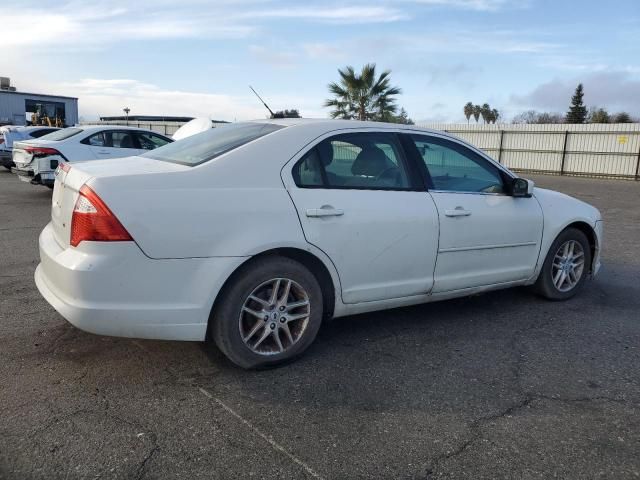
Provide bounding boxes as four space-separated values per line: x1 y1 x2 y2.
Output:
612 112 632 123
566 83 587 123
588 107 610 123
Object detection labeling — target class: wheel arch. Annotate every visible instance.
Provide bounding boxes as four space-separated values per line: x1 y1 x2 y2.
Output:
206 247 338 339
565 221 597 273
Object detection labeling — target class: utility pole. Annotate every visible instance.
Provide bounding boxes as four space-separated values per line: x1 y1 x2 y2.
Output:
123 107 130 126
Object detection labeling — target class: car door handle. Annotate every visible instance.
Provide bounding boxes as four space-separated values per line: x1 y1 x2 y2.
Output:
444 207 471 217
306 207 344 218
97 150 111 154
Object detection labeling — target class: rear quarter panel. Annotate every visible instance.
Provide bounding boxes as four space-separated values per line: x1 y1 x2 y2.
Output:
88 128 314 259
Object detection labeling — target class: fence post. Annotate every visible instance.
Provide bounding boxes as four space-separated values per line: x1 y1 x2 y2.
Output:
560 130 569 175
497 130 505 164
635 143 640 181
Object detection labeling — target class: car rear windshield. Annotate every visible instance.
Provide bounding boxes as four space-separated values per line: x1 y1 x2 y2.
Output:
38 128 83 141
142 122 284 166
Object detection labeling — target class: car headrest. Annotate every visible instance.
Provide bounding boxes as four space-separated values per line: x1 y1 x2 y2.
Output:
316 141 334 166
351 146 389 176
119 134 133 148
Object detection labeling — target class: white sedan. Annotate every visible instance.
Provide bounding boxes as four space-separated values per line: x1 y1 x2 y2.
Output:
35 119 603 368
12 125 172 187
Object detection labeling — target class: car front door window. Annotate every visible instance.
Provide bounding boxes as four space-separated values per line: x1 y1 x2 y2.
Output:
411 135 505 194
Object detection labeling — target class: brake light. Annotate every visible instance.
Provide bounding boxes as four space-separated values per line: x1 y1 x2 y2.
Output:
59 162 71 173
70 185 133 247
24 146 61 157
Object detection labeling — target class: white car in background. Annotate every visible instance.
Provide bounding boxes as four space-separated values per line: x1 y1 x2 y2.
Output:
11 125 173 187
35 119 603 369
0 126 60 169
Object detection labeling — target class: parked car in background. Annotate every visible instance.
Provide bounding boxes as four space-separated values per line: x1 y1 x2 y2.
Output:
34 119 603 369
11 125 173 187
0 126 60 169
172 117 214 140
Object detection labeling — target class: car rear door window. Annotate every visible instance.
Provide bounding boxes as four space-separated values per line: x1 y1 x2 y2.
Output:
82 132 107 147
31 129 58 138
136 132 172 150
410 135 505 194
38 128 82 141
110 131 138 149
142 122 284 166
293 132 412 190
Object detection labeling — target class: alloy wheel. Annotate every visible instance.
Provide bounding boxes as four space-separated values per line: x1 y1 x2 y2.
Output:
238 278 311 355
552 240 585 292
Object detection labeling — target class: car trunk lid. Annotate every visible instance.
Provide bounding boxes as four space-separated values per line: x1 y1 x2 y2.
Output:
12 139 58 167
50 156 188 248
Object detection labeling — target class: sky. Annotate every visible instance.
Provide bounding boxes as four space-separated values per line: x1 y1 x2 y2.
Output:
4 0 640 123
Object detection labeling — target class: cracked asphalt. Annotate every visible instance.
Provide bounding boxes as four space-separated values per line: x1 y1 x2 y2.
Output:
1 169 639 479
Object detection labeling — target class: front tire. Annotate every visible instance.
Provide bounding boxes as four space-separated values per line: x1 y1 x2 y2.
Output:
210 256 323 369
534 227 591 300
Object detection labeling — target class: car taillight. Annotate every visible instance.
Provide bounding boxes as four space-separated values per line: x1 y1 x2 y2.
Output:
59 162 71 173
70 185 133 247
24 146 61 157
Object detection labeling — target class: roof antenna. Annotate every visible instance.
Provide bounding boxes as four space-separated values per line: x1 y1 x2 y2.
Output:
249 85 275 118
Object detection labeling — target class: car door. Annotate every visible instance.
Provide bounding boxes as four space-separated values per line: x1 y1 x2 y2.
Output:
284 131 439 304
406 133 543 293
107 130 146 157
82 131 114 159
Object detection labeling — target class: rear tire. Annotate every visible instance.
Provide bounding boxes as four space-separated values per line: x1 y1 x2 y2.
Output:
533 227 591 300
210 256 323 369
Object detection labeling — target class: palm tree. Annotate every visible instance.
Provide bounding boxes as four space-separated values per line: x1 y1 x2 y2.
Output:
464 102 474 123
472 104 482 123
491 108 500 124
480 103 491 124
324 64 401 121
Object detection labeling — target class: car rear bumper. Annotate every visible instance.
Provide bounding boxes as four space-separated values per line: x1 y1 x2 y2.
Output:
12 165 55 185
35 222 246 341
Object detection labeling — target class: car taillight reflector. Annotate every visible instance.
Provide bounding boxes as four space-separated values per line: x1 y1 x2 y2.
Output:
24 146 61 157
70 185 133 247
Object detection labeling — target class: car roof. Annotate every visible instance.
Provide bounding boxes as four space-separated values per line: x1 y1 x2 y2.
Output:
73 125 161 133
249 117 443 135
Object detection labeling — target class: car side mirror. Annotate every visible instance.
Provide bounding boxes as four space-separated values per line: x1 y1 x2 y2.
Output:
512 178 534 198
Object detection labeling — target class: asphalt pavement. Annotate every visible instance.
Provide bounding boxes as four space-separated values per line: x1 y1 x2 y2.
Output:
1 169 639 479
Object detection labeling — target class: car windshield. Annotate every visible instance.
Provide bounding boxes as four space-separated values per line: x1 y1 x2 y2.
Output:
142 122 284 166
38 128 83 141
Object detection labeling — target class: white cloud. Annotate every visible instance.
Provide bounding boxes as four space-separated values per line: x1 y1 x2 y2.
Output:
510 71 640 115
248 45 298 66
2 1 256 50
302 43 347 61
2 1 409 52
244 6 408 23
39 78 326 120
404 0 527 11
